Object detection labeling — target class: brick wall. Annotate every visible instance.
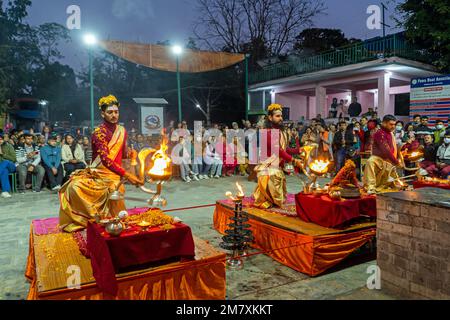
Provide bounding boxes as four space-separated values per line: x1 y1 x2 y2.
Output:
377 196 450 299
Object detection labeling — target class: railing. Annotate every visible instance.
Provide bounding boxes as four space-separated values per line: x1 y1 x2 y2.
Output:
249 32 429 85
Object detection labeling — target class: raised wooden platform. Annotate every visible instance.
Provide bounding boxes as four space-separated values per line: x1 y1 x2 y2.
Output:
25 218 226 300
214 195 376 276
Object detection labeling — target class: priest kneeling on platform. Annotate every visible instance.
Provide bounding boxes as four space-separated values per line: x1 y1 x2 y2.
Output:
363 115 405 194
59 95 144 233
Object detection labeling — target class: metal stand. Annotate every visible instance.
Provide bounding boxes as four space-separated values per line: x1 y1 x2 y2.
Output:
219 197 253 270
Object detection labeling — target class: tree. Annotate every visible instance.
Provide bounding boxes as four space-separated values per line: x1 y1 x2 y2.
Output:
0 0 34 112
34 23 71 66
188 83 225 126
0 1 73 119
395 0 450 71
193 0 326 62
292 28 361 56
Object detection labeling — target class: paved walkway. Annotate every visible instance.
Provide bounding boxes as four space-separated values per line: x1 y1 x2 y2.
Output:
0 175 399 300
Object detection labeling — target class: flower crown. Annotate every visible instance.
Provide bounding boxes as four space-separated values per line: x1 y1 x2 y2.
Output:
98 95 120 110
267 103 282 113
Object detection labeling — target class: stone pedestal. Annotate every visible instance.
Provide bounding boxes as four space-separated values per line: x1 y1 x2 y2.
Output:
377 188 450 299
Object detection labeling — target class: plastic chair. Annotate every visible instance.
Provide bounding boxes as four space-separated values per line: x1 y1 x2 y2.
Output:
7 173 17 193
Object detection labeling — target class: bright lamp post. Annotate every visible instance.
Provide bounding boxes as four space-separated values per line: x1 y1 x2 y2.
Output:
172 45 183 123
196 104 208 118
83 34 97 131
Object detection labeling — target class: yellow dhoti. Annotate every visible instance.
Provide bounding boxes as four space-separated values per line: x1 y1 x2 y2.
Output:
363 155 399 193
58 166 126 233
59 124 127 233
253 167 287 209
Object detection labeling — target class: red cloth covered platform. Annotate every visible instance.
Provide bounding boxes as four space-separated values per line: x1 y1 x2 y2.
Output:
413 180 450 190
295 193 376 228
86 208 195 296
214 195 376 276
25 211 226 300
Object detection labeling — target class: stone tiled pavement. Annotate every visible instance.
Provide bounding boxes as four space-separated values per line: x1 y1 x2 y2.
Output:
0 175 400 300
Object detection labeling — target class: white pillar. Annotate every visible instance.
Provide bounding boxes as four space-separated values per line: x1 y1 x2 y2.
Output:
315 86 326 118
378 73 390 117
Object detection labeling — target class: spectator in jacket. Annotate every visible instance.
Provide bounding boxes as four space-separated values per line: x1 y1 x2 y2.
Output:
0 134 17 198
61 134 86 179
415 116 433 144
419 134 437 175
434 120 446 145
348 96 362 117
15 134 45 193
432 130 450 178
40 135 64 191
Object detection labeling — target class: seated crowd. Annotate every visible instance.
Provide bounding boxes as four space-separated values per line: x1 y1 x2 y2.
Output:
0 127 93 198
2 114 448 196
134 113 448 184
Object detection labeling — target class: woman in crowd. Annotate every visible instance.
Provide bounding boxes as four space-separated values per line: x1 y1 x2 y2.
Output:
344 123 362 179
287 128 301 173
301 127 316 146
403 123 415 143
177 136 194 183
61 134 86 180
203 136 222 179
318 125 331 160
222 137 238 176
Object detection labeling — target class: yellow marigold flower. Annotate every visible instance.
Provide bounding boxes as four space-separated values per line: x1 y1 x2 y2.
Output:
267 103 282 113
98 94 119 109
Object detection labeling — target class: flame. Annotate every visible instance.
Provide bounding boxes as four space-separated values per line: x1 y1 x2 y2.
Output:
225 182 245 199
137 133 172 180
148 140 171 177
309 159 330 174
138 148 156 179
236 182 244 197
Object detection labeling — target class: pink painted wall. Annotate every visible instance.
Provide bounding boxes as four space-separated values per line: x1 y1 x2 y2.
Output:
275 93 308 121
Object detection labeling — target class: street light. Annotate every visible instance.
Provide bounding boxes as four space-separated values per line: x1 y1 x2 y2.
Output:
172 45 183 123
69 113 73 129
196 104 207 117
83 33 97 131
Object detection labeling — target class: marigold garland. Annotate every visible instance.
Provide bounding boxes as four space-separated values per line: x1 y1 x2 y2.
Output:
98 94 119 109
267 103 282 113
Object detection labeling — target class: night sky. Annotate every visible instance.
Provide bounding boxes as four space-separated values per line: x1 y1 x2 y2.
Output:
25 0 403 71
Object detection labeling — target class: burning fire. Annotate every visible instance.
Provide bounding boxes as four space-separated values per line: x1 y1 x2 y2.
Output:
137 134 172 180
309 159 330 175
148 140 171 178
236 182 244 197
226 182 245 200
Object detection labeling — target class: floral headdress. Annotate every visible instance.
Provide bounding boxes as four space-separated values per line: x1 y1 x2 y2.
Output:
98 94 120 110
267 103 282 115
